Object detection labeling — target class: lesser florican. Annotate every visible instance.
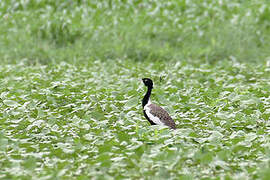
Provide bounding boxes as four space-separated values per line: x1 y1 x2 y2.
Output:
142 78 176 129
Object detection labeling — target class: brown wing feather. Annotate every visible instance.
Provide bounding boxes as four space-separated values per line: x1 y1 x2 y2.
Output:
148 104 176 129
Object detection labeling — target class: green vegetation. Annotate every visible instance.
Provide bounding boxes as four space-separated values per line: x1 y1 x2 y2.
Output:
1 0 270 179
1 0 270 64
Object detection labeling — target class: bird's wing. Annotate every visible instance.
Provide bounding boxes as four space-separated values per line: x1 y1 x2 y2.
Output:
147 104 176 129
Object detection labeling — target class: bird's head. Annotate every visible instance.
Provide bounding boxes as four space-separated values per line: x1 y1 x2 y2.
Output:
142 78 153 88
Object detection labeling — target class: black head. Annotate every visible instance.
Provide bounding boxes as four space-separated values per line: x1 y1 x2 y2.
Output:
142 78 153 88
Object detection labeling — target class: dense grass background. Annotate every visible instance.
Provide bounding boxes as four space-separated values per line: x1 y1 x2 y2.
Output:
1 0 270 64
1 0 270 179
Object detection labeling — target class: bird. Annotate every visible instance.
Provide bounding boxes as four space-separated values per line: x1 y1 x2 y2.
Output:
142 78 176 129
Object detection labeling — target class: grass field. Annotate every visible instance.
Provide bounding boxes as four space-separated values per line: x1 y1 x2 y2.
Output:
1 0 270 179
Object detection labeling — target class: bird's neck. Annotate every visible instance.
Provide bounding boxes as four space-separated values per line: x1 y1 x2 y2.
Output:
142 86 152 107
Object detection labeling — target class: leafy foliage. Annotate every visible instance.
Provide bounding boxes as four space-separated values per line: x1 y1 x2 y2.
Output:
0 60 270 179
1 0 270 179
0 0 270 64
